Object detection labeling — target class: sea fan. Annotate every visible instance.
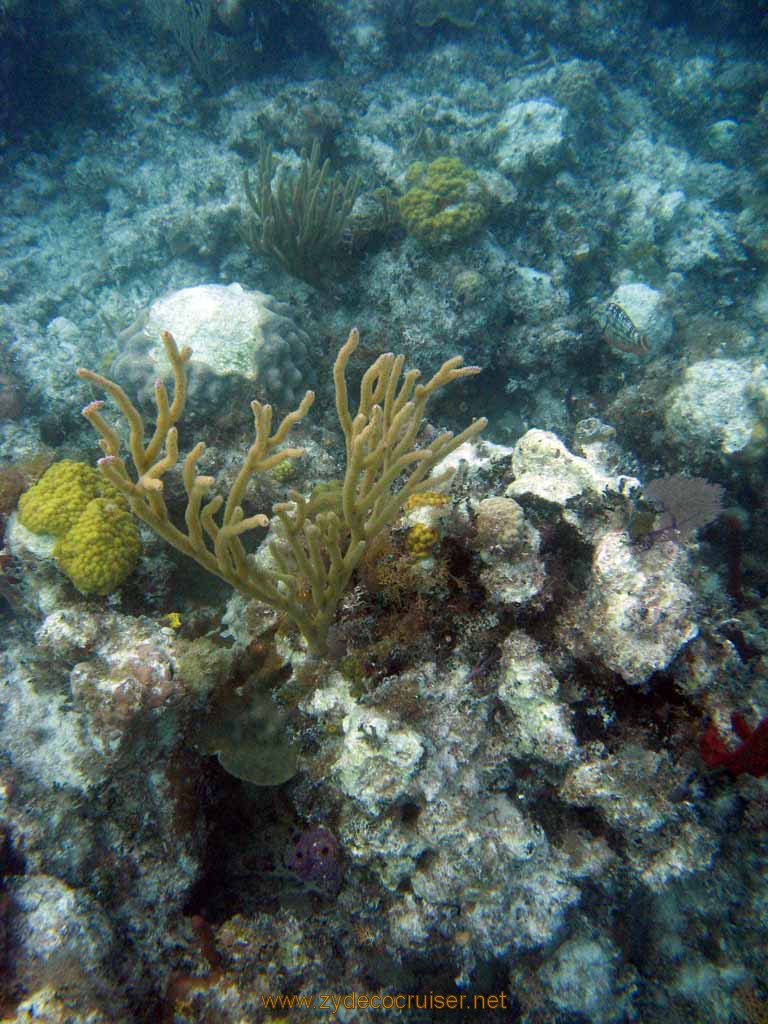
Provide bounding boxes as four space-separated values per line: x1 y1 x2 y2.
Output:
644 475 724 538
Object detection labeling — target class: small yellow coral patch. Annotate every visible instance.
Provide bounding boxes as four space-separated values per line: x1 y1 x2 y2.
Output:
399 157 490 247
406 522 440 559
270 458 299 484
403 491 449 512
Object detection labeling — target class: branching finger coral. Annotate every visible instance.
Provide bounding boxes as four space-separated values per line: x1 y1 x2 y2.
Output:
77 328 486 654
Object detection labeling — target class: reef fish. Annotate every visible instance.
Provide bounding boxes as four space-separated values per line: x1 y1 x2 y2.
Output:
597 301 649 356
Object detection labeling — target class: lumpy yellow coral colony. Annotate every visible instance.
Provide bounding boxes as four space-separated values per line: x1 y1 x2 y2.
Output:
406 522 441 559
53 498 141 596
18 460 141 595
18 459 108 536
399 157 490 247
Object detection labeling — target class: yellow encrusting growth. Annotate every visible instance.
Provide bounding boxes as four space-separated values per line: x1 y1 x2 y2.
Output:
270 458 299 484
399 157 490 247
404 491 449 512
52 498 141 596
18 460 140 595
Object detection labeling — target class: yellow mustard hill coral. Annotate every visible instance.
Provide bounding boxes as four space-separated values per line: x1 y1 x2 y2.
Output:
53 498 141 596
269 458 299 484
18 459 121 537
406 522 440 559
399 157 490 247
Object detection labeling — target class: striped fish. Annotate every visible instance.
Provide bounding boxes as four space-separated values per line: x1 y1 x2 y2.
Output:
597 302 649 356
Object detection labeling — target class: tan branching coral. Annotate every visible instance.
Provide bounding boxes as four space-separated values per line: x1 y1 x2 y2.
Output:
77 328 486 654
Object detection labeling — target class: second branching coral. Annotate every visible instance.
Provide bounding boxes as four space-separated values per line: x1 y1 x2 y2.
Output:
77 328 486 654
242 141 362 283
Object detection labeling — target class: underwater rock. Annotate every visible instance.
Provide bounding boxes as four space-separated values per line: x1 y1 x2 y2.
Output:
0 988 116 1024
664 358 768 462
537 935 632 1024
27 604 219 762
561 744 718 894
562 748 678 836
410 792 579 959
310 0 388 74
506 429 639 539
7 874 115 1002
704 118 743 162
452 267 486 305
639 821 719 891
559 527 697 686
68 625 188 761
473 497 546 608
670 632 747 699
612 129 744 274
496 100 568 177
333 702 425 814
497 631 577 765
6 514 68 616
304 657 582 976
505 263 570 323
553 59 609 123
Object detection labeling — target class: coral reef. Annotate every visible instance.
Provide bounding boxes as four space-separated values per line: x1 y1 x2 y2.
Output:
18 460 115 538
665 358 768 466
17 460 140 594
1 2 767 1020
52 497 141 596
496 100 569 177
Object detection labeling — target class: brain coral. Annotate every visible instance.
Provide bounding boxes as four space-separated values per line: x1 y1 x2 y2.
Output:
475 496 525 548
111 283 312 424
